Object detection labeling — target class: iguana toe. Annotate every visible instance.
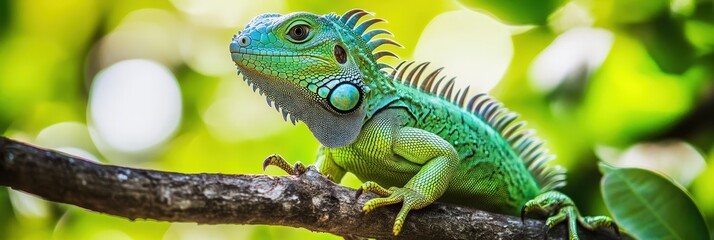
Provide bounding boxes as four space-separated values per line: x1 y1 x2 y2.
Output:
358 184 430 236
262 154 306 175
579 216 621 239
355 181 393 199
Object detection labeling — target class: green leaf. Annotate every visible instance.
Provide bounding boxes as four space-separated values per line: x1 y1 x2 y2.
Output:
600 164 710 240
598 161 617 175
457 0 565 25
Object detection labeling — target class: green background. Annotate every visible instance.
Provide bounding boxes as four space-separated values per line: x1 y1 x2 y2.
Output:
1 0 713 239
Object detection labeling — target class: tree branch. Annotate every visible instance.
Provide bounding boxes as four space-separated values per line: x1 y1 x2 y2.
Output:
0 137 622 239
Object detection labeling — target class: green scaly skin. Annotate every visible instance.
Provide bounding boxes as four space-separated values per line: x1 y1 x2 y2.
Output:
230 9 619 239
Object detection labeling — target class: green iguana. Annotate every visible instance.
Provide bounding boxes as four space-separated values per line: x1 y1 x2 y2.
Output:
229 9 620 239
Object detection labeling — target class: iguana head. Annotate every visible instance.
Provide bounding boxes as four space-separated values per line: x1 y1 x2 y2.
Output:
230 9 399 148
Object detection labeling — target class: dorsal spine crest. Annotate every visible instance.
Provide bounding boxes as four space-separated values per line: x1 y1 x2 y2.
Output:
390 61 567 191
334 9 401 72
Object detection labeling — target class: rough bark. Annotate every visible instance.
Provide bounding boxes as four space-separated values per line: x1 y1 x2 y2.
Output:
0 137 622 239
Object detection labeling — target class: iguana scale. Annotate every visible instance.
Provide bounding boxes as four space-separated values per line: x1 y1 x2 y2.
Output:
229 9 619 239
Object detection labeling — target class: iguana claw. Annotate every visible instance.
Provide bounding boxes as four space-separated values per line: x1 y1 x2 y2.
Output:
293 161 307 175
355 186 364 199
262 154 306 175
261 156 274 172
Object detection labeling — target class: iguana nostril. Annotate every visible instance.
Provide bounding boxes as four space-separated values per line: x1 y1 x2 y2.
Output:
238 36 250 47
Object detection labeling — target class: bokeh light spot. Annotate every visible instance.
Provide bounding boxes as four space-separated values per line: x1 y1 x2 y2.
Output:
35 122 95 153
98 9 182 69
597 141 706 187
88 59 182 154
529 27 613 93
170 0 285 28
8 190 49 218
413 10 512 93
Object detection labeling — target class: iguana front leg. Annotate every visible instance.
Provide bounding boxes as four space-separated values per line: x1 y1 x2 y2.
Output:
356 126 460 235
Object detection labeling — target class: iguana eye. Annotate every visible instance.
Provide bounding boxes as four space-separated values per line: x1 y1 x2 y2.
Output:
287 23 311 43
327 82 362 113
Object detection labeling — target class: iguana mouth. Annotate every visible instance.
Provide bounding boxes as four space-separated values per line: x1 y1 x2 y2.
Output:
229 35 333 63
230 52 331 63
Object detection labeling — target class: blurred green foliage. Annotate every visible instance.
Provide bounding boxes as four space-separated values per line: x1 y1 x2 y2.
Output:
1 0 713 239
459 0 565 24
601 163 710 239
